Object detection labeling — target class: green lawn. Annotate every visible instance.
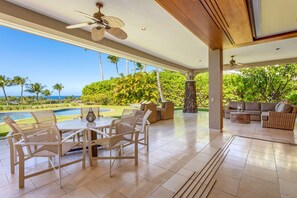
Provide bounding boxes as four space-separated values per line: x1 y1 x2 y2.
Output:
0 105 129 136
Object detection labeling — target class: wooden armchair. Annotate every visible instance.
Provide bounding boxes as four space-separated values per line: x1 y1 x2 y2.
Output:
160 102 174 120
262 106 297 130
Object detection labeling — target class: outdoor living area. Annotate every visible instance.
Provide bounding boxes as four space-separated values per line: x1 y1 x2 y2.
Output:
1 0 297 198
0 111 296 197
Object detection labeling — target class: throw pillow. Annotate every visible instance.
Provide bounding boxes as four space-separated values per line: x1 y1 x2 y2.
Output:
282 104 293 113
275 102 284 112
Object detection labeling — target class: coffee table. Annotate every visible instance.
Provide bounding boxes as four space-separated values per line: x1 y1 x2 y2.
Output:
230 112 250 124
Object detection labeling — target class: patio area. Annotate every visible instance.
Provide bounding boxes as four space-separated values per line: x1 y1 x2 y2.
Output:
0 111 296 198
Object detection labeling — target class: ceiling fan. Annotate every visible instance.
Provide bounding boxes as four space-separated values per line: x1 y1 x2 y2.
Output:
224 55 245 69
66 2 127 41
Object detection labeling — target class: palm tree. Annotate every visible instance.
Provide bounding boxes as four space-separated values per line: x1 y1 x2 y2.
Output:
0 75 11 105
107 55 119 75
125 59 129 76
42 89 52 104
98 52 104 81
136 62 144 72
25 83 45 105
12 76 28 104
156 67 165 102
143 64 147 72
52 83 64 103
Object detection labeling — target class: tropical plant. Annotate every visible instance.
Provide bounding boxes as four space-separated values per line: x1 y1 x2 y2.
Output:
0 75 12 105
195 73 209 107
98 52 104 80
113 72 159 105
107 55 120 75
25 83 45 104
12 76 29 104
52 83 64 103
42 89 52 103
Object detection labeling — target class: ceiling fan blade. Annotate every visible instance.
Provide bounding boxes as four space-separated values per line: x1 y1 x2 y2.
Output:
66 22 94 29
91 27 105 41
102 16 125 28
75 10 99 22
106 28 127 40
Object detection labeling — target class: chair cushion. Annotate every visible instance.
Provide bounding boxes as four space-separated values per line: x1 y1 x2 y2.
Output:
261 102 276 112
245 102 260 111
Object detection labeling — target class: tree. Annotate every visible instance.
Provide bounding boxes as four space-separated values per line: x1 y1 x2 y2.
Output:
156 67 165 102
53 83 64 103
42 89 52 104
125 59 129 76
107 55 119 75
12 76 28 104
25 83 45 105
240 64 297 102
136 62 144 72
195 73 209 107
98 52 104 81
0 75 11 105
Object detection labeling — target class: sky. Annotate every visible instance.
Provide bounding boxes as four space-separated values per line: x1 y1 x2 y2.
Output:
0 26 155 96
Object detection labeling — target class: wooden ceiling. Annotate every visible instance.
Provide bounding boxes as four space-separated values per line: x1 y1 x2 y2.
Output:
156 0 297 50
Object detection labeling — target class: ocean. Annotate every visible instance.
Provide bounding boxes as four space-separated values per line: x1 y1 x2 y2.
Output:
48 96 81 100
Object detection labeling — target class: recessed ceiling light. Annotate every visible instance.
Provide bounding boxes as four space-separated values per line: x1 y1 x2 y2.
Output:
275 48 280 50
141 27 147 31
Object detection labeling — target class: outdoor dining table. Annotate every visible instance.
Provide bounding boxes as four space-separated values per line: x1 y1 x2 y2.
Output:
57 117 116 157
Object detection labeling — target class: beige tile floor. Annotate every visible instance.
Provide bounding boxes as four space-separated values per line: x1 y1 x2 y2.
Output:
0 111 296 198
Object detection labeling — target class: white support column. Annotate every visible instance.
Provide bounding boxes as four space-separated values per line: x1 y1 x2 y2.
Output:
208 49 223 132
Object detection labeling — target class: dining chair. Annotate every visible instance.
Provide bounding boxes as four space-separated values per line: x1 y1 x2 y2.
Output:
136 110 152 151
3 116 43 174
13 121 86 188
88 115 140 177
31 110 57 124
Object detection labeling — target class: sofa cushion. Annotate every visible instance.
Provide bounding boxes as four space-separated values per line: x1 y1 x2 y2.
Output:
244 110 261 115
229 101 245 110
224 109 238 114
245 102 260 111
261 102 276 112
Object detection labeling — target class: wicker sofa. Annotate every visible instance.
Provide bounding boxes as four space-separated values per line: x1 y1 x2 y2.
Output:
224 101 297 130
262 104 297 130
224 101 276 121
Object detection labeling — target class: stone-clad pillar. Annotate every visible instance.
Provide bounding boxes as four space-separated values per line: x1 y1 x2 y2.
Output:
183 72 198 113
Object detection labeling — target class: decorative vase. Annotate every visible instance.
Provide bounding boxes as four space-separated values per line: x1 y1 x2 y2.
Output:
86 108 96 122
